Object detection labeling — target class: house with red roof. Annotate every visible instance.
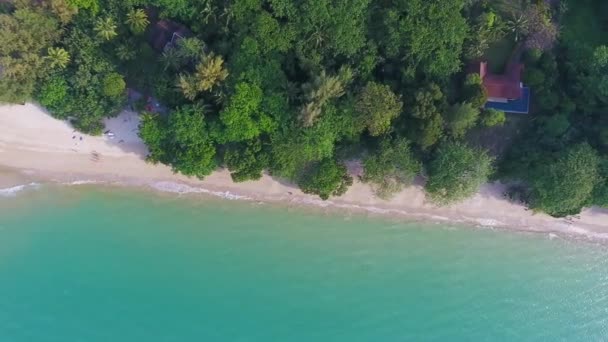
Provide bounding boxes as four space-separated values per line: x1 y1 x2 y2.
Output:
480 62 530 114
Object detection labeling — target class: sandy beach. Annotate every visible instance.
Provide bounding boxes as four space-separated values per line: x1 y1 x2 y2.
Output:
1 103 608 239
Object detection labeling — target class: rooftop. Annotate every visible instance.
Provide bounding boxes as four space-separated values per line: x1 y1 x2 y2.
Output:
480 62 524 100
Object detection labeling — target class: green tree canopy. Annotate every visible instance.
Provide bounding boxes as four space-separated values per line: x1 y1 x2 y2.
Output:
355 82 403 136
224 139 269 182
219 82 275 142
362 137 421 199
298 158 353 200
293 0 371 67
479 109 506 127
125 8 149 34
408 83 446 149
102 72 126 97
94 17 117 41
426 142 494 204
379 0 469 79
0 8 61 102
445 102 480 138
530 143 601 217
46 47 71 69
138 112 168 164
165 105 218 178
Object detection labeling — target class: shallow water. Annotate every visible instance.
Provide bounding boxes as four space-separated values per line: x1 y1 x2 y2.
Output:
1 186 607 341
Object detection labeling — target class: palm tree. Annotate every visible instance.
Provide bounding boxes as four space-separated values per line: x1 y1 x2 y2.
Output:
506 13 529 42
299 68 352 127
126 8 149 34
194 53 228 91
46 47 70 69
94 17 117 41
177 37 205 60
177 74 199 101
160 47 183 71
116 44 136 61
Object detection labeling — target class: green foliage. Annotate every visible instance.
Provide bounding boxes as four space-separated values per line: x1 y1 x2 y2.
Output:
46 47 70 69
270 113 339 179
49 0 78 25
219 82 275 142
224 139 269 182
298 158 353 200
465 10 506 60
138 112 167 164
94 17 117 41
66 0 98 12
408 84 446 149
125 8 149 34
6 0 602 217
116 44 136 61
380 0 469 79
426 142 494 204
102 72 126 97
445 102 480 138
177 37 204 61
462 74 487 108
37 75 69 112
146 105 218 178
362 137 421 199
300 67 352 127
479 109 506 127
177 53 229 100
293 0 371 67
355 82 403 136
530 143 601 217
0 8 61 102
591 157 608 208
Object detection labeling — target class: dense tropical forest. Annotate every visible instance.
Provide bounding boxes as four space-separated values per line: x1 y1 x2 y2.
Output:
0 0 607 216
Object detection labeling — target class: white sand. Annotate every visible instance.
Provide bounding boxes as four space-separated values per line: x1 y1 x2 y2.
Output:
1 103 608 239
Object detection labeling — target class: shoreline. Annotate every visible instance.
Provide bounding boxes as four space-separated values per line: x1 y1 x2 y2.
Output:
2 103 608 241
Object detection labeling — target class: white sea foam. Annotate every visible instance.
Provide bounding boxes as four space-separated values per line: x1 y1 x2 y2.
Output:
0 182 40 197
63 180 103 186
150 181 251 200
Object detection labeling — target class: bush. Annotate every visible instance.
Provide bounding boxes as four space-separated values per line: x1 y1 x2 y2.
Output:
479 108 506 127
298 159 353 200
531 143 600 216
37 76 69 115
362 137 421 199
425 142 494 204
102 72 126 97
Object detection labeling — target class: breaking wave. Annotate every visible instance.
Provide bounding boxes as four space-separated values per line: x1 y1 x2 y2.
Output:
0 182 40 197
149 181 251 200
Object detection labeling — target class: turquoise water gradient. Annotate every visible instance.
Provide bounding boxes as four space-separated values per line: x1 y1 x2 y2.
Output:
1 187 608 341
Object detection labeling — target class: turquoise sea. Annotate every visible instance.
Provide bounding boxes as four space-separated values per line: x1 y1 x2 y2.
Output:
1 185 608 341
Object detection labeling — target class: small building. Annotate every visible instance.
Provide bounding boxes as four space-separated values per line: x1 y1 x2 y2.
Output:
480 62 530 114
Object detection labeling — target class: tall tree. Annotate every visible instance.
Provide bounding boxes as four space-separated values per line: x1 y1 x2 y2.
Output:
0 8 61 102
298 158 353 200
355 82 403 136
219 82 275 142
426 142 494 204
378 0 469 79
300 67 352 127
445 102 480 139
408 83 446 149
46 47 70 69
125 8 149 34
194 53 228 91
530 143 601 217
94 17 117 41
362 137 421 199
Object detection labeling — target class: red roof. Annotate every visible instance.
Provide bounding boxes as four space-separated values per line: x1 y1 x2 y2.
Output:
480 62 523 99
